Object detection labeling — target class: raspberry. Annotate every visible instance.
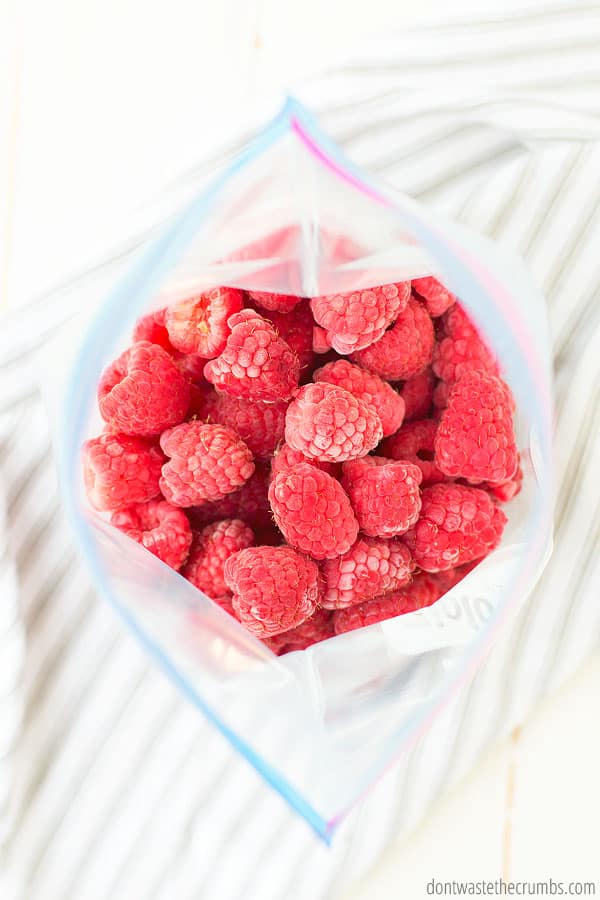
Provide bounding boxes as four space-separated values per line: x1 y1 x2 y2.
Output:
165 287 243 357
401 367 435 421
380 419 446 485
313 359 405 438
82 433 163 512
268 463 359 560
432 304 498 384
263 609 334 655
412 276 457 317
320 536 414 609
333 573 442 634
403 483 507 572
132 309 174 352
284 382 382 463
159 422 254 507
182 518 254 597
98 341 190 436
312 326 332 354
188 463 271 530
188 384 220 420
265 301 314 371
247 290 302 313
270 443 337 481
310 282 410 354
214 393 287 458
352 297 434 381
110 498 192 570
224 546 320 637
204 309 300 401
434 371 518 484
483 460 523 503
433 379 450 412
342 456 422 538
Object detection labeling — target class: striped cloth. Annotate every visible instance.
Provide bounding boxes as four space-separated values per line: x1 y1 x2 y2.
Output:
3 2 600 897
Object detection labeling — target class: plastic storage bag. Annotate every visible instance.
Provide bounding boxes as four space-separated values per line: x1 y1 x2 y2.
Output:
57 98 553 841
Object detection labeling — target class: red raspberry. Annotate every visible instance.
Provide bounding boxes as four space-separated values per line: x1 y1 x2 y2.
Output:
403 483 507 572
434 371 518 484
270 443 337 481
412 276 457 317
182 518 254 597
313 359 405 438
265 301 314 372
320 536 414 609
432 304 498 384
132 309 174 352
310 282 410 354
82 433 164 512
333 573 442 634
284 382 383 463
268 463 359 560
213 393 287 458
433 379 450 412
263 608 334 655
342 456 422 538
352 297 434 381
247 290 302 314
98 341 190 436
188 463 271 530
224 546 320 638
159 422 254 507
380 419 446 485
165 287 243 357
483 460 523 503
204 309 300 401
401 367 435 421
110 498 192 570
312 326 331 354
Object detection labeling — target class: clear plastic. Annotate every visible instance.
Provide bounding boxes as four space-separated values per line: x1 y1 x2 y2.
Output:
56 98 553 841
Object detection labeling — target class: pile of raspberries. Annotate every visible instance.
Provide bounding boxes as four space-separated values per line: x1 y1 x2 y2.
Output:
82 278 520 654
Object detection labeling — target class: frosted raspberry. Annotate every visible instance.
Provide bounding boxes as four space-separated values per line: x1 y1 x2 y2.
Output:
401 367 435 421
435 371 518 484
284 382 383 463
263 609 334 655
342 456 422 538
380 419 446 485
310 282 410 354
313 359 405 438
482 460 523 503
270 443 337 481
188 463 271 530
165 287 243 357
247 290 302 313
412 276 457 317
312 326 332 354
432 304 499 384
98 341 190 436
214 393 287 458
159 422 254 507
182 518 254 597
82 433 163 512
265 301 314 371
351 297 434 380
110 498 192 570
333 573 442 634
204 309 300 401
403 483 507 572
132 309 174 352
268 463 358 560
224 546 320 637
321 536 414 609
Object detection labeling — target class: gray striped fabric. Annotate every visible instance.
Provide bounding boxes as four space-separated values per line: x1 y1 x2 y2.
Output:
3 3 600 898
